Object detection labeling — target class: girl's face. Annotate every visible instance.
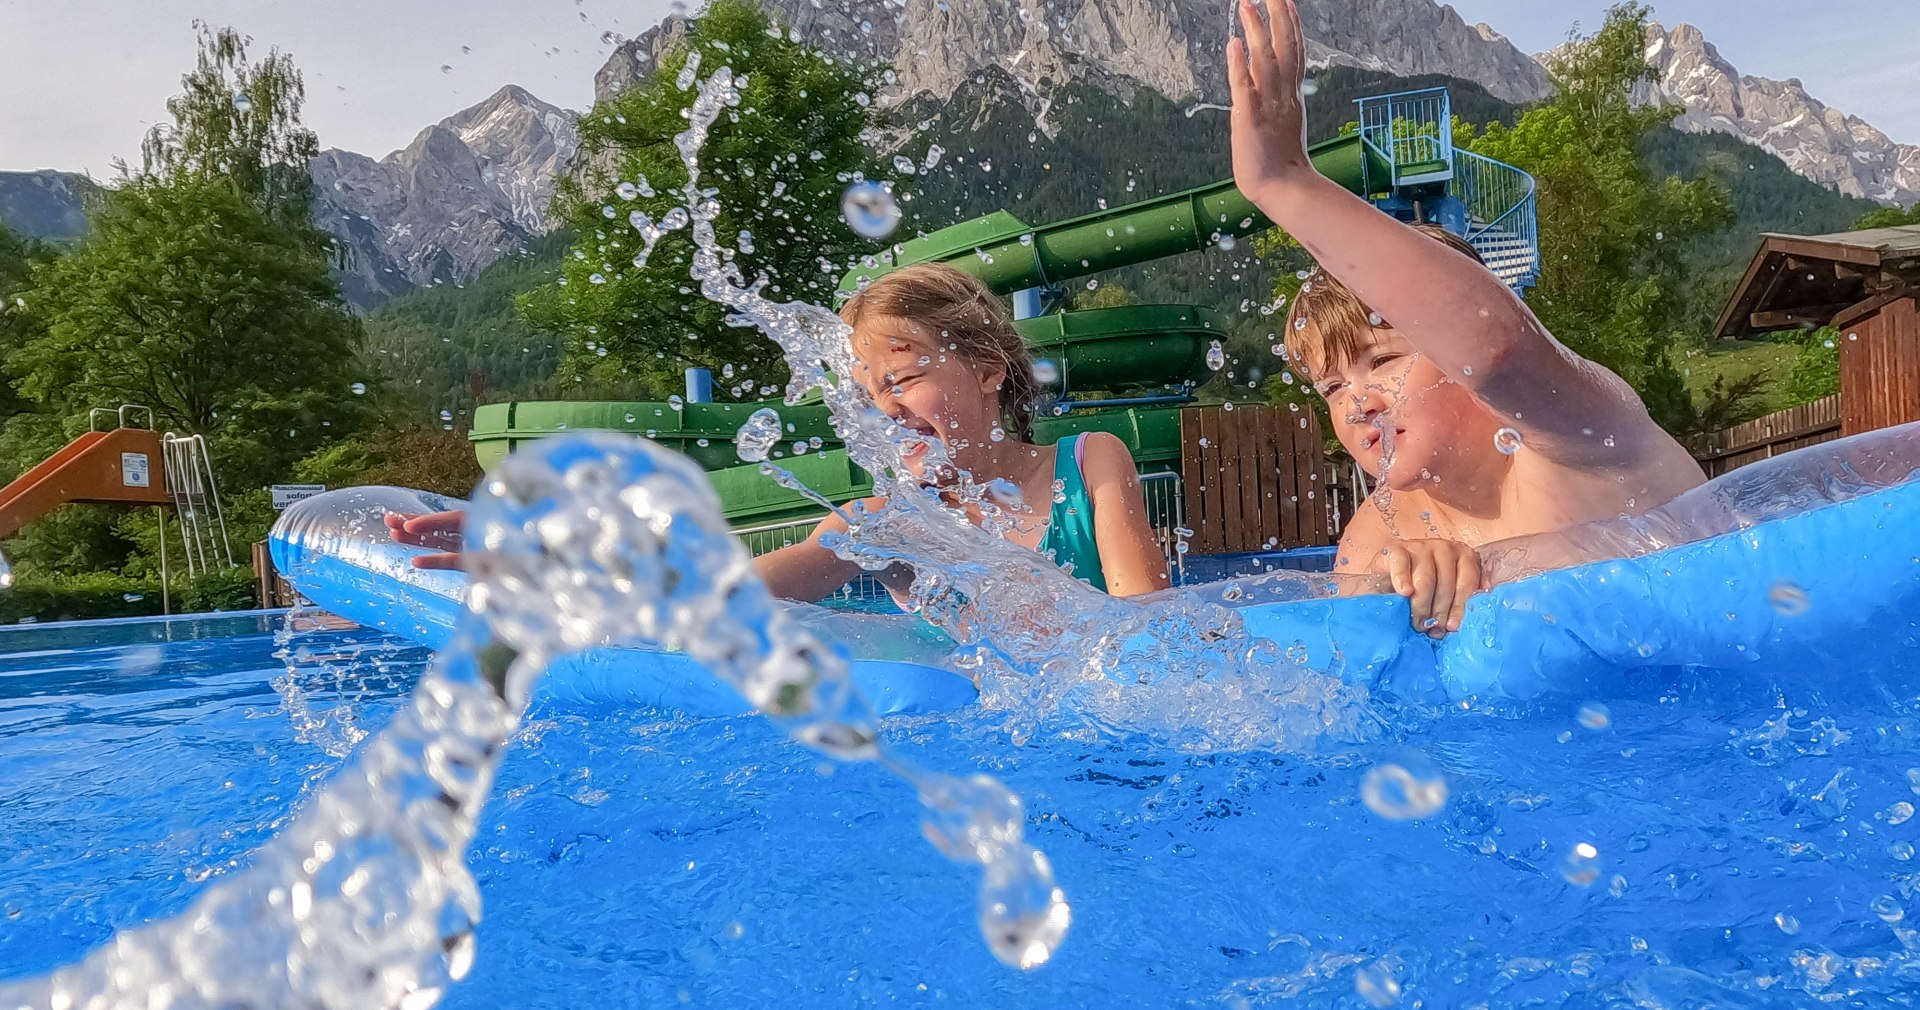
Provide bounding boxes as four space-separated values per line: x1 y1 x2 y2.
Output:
849 315 1006 477
1312 326 1500 493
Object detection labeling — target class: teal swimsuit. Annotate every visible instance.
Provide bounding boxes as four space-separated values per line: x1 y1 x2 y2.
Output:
1040 433 1107 591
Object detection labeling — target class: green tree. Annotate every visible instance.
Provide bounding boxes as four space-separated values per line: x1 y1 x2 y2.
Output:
7 25 363 492
522 0 884 396
1460 2 1733 433
137 22 322 235
12 177 366 486
1854 202 1920 230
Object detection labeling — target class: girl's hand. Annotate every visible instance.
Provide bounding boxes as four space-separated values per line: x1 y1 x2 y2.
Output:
1227 0 1316 202
384 510 465 570
1375 539 1484 638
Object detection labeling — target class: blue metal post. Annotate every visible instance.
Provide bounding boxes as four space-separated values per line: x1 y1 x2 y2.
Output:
685 367 714 403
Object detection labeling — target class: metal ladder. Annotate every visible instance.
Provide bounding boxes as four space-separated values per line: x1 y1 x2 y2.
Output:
161 432 235 577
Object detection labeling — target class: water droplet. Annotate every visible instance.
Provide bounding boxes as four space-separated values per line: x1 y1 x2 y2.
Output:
231 92 253 114
840 181 901 240
667 395 684 410
1577 702 1611 730
588 273 606 285
1493 427 1523 455
1354 961 1400 1008
1768 581 1810 617
1360 763 1448 820
615 181 639 201
1775 912 1801 935
1032 359 1060 386
892 154 917 176
1888 801 1915 826
350 382 367 395
122 592 144 603
1205 341 1226 371
1872 895 1905 923
734 408 783 463
1561 842 1600 886
1216 233 1238 251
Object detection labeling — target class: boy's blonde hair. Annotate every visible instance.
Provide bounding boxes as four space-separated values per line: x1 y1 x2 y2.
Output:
1282 223 1487 381
839 262 1040 441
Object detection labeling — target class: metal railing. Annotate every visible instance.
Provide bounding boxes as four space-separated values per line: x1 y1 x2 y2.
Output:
1451 148 1540 291
1357 88 1454 184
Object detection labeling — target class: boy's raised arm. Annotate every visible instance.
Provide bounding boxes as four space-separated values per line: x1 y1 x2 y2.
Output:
1227 0 1659 464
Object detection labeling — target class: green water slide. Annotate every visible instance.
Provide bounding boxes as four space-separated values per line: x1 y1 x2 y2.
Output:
840 132 1387 295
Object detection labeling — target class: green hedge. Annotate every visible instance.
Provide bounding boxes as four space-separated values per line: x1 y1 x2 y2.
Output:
0 567 258 625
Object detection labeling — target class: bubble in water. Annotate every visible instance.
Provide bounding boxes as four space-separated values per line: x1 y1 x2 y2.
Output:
841 181 901 240
1775 912 1801 935
735 408 783 463
1577 702 1612 730
1493 427 1523 455
1354 961 1401 1008
1031 359 1061 386
615 181 639 201
350 382 367 395
1360 763 1448 820
1768 580 1810 617
1872 895 1905 923
1205 341 1226 372
1561 842 1601 886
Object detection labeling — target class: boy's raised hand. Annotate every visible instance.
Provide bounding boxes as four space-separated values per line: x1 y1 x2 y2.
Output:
1227 0 1314 200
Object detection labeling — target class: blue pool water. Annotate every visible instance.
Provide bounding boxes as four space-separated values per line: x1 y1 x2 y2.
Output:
6 609 1920 1006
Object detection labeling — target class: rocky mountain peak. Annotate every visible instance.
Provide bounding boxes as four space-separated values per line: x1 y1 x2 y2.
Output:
596 0 1552 113
1638 21 1919 206
309 85 581 307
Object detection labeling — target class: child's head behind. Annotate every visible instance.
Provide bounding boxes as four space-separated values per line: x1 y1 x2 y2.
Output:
1283 224 1502 489
839 263 1040 470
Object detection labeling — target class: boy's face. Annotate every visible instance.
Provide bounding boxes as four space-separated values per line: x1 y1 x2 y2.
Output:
1312 327 1500 492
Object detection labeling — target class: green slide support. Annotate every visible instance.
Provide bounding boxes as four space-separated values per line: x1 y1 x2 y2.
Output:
842 132 1386 296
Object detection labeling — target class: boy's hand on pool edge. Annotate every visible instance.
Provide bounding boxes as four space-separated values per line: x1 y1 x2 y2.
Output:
1377 539 1484 638
384 510 466 570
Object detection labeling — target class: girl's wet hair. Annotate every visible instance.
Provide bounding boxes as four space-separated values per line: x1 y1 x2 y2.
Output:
840 262 1040 441
1283 223 1486 381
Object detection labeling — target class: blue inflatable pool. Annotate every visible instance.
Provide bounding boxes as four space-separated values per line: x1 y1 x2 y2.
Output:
271 423 1920 713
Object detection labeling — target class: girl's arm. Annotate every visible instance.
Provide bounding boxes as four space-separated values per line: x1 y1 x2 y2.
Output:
1227 0 1667 468
1079 432 1174 597
753 498 917 605
752 506 868 603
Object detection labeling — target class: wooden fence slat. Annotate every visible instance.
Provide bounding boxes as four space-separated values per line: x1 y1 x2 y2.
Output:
1232 408 1264 552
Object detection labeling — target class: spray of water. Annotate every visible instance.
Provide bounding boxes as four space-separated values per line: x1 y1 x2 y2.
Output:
665 67 1364 754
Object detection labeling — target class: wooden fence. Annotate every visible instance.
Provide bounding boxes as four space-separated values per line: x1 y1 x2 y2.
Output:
1693 395 1842 478
1179 404 1332 553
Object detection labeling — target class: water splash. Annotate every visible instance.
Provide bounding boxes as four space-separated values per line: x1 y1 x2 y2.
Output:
663 67 1365 755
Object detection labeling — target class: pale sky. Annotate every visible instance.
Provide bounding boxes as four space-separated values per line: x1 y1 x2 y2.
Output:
2 0 1915 175
1442 0 1920 141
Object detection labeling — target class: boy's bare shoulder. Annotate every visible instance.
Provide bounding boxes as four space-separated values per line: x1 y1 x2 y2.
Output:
1334 503 1390 574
